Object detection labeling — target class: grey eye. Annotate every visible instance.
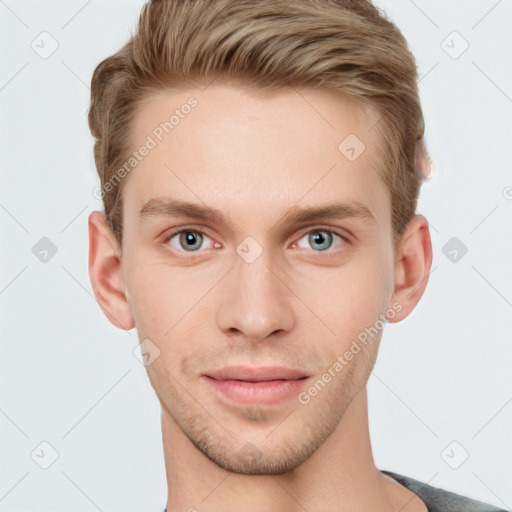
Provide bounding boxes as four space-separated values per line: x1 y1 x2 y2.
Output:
167 230 213 252
295 230 343 251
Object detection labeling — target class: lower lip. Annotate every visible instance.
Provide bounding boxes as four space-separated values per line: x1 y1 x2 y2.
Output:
202 376 309 406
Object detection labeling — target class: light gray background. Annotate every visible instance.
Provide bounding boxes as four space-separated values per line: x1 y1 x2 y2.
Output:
1 0 511 511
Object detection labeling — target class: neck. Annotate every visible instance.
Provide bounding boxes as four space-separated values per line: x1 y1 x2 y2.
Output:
161 387 398 512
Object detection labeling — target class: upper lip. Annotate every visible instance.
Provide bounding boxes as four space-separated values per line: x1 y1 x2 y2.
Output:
204 366 308 382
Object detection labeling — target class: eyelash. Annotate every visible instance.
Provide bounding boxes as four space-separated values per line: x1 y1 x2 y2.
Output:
161 225 349 255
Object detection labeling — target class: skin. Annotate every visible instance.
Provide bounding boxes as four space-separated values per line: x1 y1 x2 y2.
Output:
88 82 432 512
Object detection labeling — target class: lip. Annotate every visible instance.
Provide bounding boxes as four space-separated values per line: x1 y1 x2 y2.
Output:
202 366 310 406
205 365 308 382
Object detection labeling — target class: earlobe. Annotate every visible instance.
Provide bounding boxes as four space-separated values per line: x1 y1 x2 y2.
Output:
387 214 433 323
88 211 135 331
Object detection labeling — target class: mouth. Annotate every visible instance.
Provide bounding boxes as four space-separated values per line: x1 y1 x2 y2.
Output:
202 366 310 406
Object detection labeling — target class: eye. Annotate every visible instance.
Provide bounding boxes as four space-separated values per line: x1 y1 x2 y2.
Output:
161 226 348 255
163 228 216 252
292 228 347 252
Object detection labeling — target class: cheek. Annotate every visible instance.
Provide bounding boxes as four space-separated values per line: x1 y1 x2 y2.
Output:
299 253 391 343
122 257 173 339
123 239 393 351
123 254 215 341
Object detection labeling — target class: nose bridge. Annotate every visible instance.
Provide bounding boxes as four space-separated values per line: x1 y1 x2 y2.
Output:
216 241 295 341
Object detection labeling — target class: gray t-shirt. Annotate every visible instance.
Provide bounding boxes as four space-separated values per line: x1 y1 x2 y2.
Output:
382 470 509 512
161 470 510 511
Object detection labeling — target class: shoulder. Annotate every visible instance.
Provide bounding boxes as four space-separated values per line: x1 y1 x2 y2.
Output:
381 470 510 512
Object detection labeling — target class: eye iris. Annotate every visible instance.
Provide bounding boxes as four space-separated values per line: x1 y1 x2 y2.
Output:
309 231 333 251
179 231 202 251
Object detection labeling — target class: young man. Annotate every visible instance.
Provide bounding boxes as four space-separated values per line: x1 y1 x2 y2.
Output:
87 1 507 510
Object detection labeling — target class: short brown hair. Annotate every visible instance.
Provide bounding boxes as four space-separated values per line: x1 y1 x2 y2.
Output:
88 0 428 250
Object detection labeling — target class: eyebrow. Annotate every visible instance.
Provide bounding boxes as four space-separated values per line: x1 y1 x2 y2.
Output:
138 197 376 230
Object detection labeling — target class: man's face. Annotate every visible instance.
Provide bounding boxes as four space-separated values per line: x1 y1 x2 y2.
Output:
120 82 396 474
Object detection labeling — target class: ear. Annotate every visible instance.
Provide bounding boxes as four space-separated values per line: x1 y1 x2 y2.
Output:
387 214 433 323
88 210 135 330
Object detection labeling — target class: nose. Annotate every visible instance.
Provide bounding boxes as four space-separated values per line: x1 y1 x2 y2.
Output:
216 247 296 343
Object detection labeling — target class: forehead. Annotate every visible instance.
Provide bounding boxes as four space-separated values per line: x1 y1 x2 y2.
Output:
122 82 390 234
